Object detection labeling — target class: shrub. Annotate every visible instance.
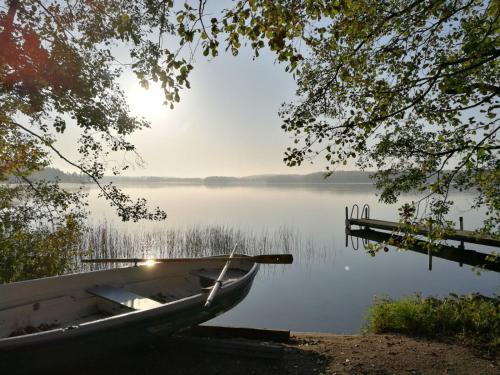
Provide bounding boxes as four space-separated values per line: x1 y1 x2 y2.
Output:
365 293 500 352
0 217 82 283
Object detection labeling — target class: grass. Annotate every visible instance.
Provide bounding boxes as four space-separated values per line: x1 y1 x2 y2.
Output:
365 293 500 353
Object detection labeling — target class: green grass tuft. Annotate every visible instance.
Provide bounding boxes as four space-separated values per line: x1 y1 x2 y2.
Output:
365 293 500 353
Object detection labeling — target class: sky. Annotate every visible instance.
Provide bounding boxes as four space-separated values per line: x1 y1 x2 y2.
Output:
52 40 327 178
47 0 356 178
123 48 306 178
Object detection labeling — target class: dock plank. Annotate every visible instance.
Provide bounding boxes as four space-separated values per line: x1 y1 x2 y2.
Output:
184 325 290 342
167 335 284 359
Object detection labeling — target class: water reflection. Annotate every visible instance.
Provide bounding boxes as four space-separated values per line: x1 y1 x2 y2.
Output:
347 228 500 273
73 183 498 333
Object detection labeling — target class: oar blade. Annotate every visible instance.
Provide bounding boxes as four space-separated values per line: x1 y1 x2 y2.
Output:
253 254 293 264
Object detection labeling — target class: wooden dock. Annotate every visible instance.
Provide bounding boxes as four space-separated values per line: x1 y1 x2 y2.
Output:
184 324 290 342
166 325 290 359
346 217 500 247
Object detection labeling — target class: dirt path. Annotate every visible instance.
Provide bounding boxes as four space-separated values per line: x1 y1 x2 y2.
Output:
62 333 497 375
287 333 497 375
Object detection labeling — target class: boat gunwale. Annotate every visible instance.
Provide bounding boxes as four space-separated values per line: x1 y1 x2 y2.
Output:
0 254 251 289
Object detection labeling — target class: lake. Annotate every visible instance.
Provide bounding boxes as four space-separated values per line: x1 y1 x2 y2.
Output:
81 183 499 333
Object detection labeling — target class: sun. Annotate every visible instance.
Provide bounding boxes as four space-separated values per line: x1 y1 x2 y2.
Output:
128 83 169 119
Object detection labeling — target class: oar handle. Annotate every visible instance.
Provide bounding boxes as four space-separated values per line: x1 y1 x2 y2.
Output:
204 243 238 308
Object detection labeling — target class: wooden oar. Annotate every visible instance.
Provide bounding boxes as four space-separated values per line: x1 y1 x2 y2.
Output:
204 243 238 308
81 254 293 265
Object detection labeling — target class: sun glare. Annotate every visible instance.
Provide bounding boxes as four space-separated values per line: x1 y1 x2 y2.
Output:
128 84 169 119
143 259 157 267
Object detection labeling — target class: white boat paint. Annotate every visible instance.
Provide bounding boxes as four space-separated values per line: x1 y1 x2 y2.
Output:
0 255 258 351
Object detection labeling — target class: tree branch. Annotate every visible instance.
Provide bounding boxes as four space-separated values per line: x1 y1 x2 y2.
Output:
10 121 128 217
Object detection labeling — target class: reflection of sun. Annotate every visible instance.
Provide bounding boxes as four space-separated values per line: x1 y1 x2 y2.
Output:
128 84 169 118
143 259 156 267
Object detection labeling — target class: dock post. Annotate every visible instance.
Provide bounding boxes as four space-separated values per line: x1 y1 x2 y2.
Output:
459 217 464 248
428 248 432 271
459 217 464 267
345 206 351 247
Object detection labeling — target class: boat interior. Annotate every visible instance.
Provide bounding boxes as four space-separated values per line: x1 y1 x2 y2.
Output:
0 259 253 340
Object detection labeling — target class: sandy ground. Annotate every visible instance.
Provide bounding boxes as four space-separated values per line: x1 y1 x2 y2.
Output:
57 333 497 375
287 334 497 375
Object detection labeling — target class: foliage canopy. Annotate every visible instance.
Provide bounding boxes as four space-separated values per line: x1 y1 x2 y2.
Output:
0 0 190 280
0 0 499 281
177 0 499 236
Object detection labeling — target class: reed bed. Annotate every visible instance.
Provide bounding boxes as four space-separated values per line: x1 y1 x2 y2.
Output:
74 223 314 271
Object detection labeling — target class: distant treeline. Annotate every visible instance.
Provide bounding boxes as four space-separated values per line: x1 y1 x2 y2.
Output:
203 171 373 184
7 168 373 185
6 167 90 183
105 171 373 184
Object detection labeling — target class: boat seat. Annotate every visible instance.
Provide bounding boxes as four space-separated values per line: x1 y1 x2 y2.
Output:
87 285 162 310
190 268 247 283
190 269 232 283
191 269 217 281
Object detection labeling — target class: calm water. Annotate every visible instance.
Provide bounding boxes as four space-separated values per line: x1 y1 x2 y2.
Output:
81 183 499 333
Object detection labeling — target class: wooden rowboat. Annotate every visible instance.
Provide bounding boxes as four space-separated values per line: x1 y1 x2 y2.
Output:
0 254 267 369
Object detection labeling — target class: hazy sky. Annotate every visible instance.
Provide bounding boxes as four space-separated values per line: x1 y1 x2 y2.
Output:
47 1 354 178
124 47 307 178
52 41 329 178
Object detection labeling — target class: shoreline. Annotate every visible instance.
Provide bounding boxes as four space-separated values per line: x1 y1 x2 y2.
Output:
59 332 497 375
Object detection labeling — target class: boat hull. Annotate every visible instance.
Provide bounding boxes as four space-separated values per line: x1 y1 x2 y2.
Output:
0 261 259 373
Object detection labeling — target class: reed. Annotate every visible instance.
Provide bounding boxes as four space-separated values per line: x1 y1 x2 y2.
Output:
74 223 304 271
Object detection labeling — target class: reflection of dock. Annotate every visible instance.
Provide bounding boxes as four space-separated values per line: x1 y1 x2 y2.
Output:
345 205 500 247
347 228 500 272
